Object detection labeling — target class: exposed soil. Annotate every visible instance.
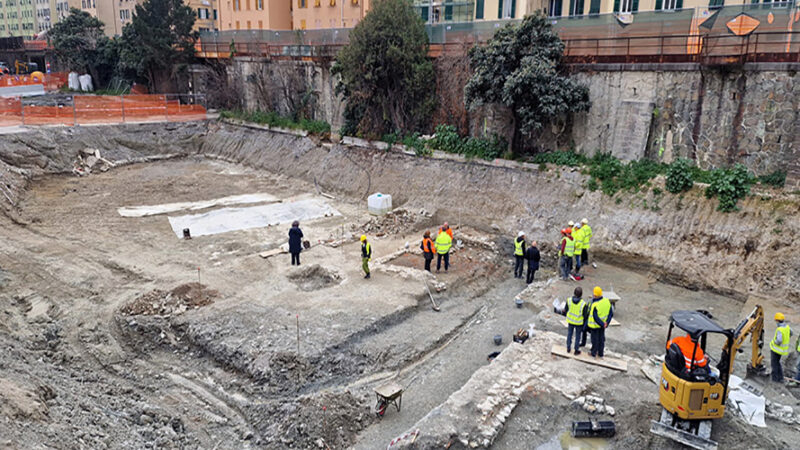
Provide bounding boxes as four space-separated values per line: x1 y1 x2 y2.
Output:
0 122 798 449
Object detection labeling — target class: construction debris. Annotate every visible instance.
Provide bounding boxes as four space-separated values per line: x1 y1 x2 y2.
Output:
355 208 420 236
572 394 616 416
120 283 219 316
72 148 114 176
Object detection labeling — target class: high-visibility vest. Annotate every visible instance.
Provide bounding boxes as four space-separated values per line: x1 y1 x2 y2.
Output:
771 325 791 356
435 231 452 254
583 225 593 249
563 236 575 257
514 238 524 256
422 238 435 254
797 336 800 353
668 334 708 369
439 227 453 239
587 297 611 329
566 297 586 326
362 242 371 259
573 228 584 255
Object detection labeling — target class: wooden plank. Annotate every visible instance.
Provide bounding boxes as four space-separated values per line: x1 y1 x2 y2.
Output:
259 248 287 259
551 344 628 372
562 318 620 327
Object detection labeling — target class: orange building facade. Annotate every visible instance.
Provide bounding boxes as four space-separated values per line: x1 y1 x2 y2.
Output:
218 0 291 31
291 0 370 30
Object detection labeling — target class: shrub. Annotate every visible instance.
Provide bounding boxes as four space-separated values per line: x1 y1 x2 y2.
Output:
428 124 506 160
530 150 587 167
666 158 695 194
759 170 786 188
220 110 331 134
428 124 463 153
705 164 755 212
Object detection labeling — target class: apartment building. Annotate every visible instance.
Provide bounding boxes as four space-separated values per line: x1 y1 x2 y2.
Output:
34 0 69 34
218 0 291 31
67 0 138 36
291 0 371 30
187 0 218 31
0 0 37 38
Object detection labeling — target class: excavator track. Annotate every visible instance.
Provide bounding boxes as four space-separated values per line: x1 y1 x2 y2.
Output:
650 408 717 450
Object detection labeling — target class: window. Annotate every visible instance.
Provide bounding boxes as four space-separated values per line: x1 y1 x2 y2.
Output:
245 0 249 9
257 0 262 9
655 0 681 10
569 0 584 15
246 20 250 28
298 0 305 8
708 0 723 7
497 0 515 18
330 0 335 5
235 20 239 29
314 0 320 6
258 20 262 27
198 8 208 19
213 9 217 19
548 0 562 16
475 0 484 18
300 18 306 28
613 0 638 12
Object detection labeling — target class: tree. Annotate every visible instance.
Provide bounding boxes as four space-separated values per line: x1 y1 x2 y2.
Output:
464 13 590 153
119 0 196 93
49 9 106 80
332 0 435 137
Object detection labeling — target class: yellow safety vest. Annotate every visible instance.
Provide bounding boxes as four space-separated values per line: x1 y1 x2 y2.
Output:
583 225 592 249
770 325 790 356
435 231 452 254
566 297 586 326
588 297 611 329
362 242 371 260
573 228 584 255
514 238 524 256
563 237 575 257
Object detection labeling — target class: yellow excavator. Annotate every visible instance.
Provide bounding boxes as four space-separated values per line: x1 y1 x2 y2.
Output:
650 305 766 450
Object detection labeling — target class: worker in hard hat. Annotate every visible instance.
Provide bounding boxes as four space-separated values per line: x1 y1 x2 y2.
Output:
666 333 708 375
581 218 594 269
587 286 613 358
435 226 453 272
559 228 575 281
770 312 791 383
514 231 526 279
361 235 372 279
573 221 584 277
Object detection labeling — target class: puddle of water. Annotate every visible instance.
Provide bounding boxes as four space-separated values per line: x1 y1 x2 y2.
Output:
536 431 609 450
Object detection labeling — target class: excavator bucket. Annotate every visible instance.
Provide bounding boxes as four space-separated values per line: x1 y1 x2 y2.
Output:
650 409 717 450
571 420 616 438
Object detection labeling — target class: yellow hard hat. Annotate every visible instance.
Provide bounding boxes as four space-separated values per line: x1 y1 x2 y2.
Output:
593 286 603 297
775 312 785 322
360 235 367 242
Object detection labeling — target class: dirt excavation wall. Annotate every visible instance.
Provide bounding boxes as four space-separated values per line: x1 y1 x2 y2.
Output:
200 122 800 301
0 120 797 301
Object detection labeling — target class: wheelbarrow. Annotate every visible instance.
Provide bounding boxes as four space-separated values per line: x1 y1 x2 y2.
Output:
374 381 404 417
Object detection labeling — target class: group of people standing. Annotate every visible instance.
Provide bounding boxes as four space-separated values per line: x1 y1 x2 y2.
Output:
558 218 593 281
563 286 614 358
513 232 540 284
420 222 454 273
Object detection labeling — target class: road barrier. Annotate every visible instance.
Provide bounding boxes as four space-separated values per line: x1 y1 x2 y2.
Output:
0 94 207 127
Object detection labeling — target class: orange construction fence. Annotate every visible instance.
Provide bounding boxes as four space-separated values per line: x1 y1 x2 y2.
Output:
0 94 207 127
0 72 67 91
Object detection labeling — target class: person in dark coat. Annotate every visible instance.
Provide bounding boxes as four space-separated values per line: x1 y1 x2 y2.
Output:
288 220 303 265
525 241 540 284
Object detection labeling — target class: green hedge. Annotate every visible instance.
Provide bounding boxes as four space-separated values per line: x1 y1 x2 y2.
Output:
220 110 331 135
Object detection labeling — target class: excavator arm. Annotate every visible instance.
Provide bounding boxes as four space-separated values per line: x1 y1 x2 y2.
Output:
718 305 766 388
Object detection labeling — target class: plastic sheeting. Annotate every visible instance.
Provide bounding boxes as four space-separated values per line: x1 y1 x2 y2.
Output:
118 193 278 217
727 374 766 428
167 198 340 238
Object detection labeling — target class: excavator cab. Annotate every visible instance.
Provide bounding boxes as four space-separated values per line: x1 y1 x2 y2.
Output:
651 306 765 450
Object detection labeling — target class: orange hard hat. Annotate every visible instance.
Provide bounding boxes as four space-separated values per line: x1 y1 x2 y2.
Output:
561 228 567 235
566 227 573 234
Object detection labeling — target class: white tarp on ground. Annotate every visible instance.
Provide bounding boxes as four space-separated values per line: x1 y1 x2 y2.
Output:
118 193 279 217
167 198 340 238
727 374 766 427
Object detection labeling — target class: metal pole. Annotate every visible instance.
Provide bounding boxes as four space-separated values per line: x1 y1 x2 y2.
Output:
121 95 126 123
19 97 24 126
72 96 76 126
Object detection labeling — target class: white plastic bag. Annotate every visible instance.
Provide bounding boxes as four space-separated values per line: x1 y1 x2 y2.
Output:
78 74 93 92
68 72 79 90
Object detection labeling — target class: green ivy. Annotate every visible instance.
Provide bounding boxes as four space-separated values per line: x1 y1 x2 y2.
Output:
427 124 506 160
758 170 786 188
665 158 694 194
220 110 331 135
704 164 756 212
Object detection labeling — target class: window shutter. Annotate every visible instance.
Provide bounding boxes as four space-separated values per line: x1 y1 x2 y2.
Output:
655 0 662 9
445 2 452 20
421 5 428 21
632 0 638 11
475 0 484 18
676 0 682 7
613 0 619 12
589 0 600 13
510 0 516 17
577 0 583 15
498 0 503 18
569 0 575 15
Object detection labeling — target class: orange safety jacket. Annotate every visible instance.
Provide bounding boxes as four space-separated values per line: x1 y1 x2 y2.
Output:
439 227 453 239
667 334 708 369
421 237 436 254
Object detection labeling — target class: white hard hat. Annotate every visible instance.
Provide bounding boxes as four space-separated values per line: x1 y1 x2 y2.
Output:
568 221 575 227
518 231 525 237
574 221 582 227
582 218 588 224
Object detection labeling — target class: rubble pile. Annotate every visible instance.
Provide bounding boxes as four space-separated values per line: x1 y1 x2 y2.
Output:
121 283 219 316
356 208 420 236
572 394 616 416
766 399 800 425
72 148 114 176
